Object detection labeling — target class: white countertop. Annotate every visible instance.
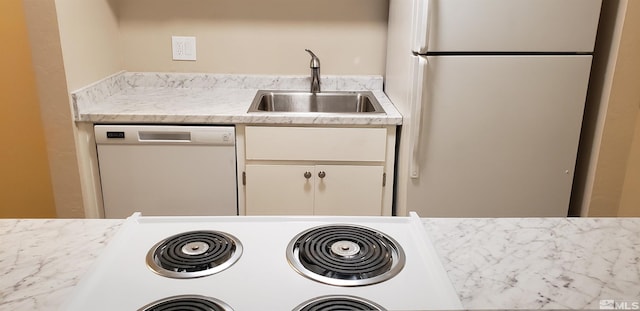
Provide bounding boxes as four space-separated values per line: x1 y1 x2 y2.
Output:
1 217 638 310
72 71 402 125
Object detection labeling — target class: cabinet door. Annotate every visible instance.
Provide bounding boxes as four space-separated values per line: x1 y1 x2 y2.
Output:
245 165 314 215
314 165 384 216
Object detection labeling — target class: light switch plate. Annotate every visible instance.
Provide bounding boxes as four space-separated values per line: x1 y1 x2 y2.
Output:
172 36 196 61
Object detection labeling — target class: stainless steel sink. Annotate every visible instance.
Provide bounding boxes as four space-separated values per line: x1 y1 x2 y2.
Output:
247 90 385 114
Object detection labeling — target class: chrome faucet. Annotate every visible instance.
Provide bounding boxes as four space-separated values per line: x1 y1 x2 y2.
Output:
305 49 321 93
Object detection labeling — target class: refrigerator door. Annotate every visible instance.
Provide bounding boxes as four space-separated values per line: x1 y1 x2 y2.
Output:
406 55 592 217
412 0 602 53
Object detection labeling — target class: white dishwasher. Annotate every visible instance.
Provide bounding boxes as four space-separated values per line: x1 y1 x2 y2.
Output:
95 125 237 218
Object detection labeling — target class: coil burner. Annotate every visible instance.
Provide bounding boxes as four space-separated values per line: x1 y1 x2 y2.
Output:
286 224 405 286
146 230 242 279
138 295 233 311
293 295 386 311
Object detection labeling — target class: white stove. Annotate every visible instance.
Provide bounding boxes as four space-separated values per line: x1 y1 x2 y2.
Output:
63 212 462 310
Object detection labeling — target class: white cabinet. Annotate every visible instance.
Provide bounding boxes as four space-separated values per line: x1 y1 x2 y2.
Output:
245 164 314 215
245 164 384 216
238 126 395 216
314 164 384 215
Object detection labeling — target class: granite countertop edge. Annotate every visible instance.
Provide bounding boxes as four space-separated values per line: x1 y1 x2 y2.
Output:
1 217 638 310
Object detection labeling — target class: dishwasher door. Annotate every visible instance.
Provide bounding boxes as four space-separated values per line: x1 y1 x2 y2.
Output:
95 125 237 218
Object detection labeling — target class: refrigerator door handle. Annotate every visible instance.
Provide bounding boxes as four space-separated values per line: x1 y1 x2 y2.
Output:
412 0 431 54
410 56 428 179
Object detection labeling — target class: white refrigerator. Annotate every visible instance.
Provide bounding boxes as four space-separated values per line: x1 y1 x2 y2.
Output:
385 0 603 217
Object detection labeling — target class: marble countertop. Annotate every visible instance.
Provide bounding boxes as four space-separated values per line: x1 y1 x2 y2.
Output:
71 72 402 126
1 217 638 310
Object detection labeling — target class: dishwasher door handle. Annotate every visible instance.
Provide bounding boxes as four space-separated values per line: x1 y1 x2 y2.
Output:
138 131 191 142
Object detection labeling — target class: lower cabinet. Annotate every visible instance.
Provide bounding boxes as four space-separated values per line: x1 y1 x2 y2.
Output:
240 125 395 216
245 164 314 215
245 164 384 216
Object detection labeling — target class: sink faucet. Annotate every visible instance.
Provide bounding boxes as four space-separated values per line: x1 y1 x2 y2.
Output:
305 49 321 93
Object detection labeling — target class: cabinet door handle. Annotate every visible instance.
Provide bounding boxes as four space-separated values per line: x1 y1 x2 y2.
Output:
318 171 326 178
304 171 312 179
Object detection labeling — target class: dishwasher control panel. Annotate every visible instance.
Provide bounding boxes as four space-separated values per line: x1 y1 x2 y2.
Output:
95 125 235 146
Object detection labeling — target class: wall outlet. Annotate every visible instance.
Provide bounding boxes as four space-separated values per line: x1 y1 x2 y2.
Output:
172 36 196 61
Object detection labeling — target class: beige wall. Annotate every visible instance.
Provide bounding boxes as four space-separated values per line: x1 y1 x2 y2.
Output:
573 0 640 217
55 0 123 217
23 0 82 217
1 0 56 218
619 108 640 216
117 0 389 75
23 0 123 218
615 0 640 217
55 0 122 90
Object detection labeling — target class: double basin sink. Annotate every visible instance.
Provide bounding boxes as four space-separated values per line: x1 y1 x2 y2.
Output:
247 90 385 114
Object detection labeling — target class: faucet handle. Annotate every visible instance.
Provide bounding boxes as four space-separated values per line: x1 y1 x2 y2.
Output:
305 49 320 68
